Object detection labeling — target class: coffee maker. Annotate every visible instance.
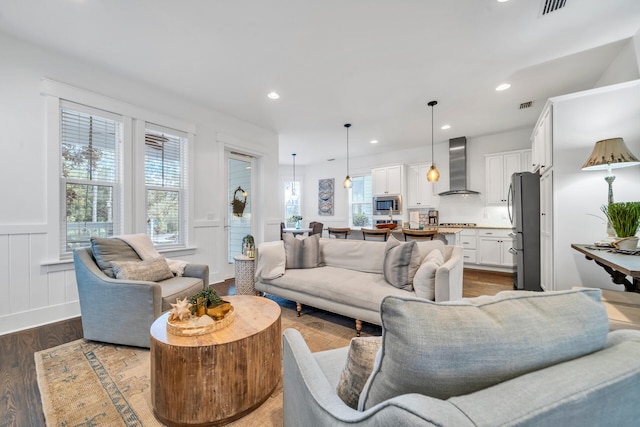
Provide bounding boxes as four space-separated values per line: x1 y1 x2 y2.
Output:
427 210 439 226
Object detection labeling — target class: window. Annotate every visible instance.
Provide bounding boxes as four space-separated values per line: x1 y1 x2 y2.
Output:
145 126 188 246
60 103 122 254
350 175 372 227
284 180 301 225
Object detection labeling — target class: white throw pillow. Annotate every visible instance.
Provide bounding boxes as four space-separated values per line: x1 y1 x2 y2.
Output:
255 241 286 280
413 249 444 300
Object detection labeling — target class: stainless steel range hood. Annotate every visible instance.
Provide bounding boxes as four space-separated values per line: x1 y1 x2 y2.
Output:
438 136 480 196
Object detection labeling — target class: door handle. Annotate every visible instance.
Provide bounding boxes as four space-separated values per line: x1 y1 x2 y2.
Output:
508 248 518 255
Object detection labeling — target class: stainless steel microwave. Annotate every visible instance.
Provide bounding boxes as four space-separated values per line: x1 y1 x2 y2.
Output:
373 195 402 215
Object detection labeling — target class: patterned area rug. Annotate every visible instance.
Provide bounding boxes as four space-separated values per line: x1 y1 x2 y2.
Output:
35 298 381 426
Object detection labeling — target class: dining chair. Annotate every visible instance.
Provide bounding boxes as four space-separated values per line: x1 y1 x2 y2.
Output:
309 221 324 236
327 227 351 239
401 228 437 241
280 222 285 240
361 228 390 241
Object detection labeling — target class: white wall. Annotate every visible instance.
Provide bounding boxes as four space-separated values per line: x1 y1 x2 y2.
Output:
0 33 280 334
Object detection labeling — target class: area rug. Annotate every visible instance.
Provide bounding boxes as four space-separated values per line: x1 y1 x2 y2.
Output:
35 298 381 426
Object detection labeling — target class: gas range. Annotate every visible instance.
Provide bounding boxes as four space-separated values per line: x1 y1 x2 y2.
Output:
439 223 477 228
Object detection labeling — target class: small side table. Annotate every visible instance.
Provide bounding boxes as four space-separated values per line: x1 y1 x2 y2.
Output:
234 254 258 295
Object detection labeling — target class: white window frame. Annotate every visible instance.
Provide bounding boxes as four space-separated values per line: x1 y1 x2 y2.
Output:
42 78 196 260
349 174 373 228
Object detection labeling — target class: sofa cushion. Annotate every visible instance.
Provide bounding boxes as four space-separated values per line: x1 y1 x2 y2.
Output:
382 235 420 291
359 289 609 409
160 276 204 311
90 237 141 278
336 336 382 409
111 257 174 282
283 233 321 269
320 239 386 274
412 249 444 300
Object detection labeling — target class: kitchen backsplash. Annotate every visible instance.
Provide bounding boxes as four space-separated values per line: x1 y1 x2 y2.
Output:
410 195 512 227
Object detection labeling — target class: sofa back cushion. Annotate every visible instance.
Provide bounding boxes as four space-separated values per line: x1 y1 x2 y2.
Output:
359 289 609 409
283 233 321 269
90 237 141 278
319 238 386 273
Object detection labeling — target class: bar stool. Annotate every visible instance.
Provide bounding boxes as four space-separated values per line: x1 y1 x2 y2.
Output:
327 227 351 239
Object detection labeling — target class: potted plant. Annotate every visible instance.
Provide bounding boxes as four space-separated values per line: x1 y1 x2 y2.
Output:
601 202 640 249
288 215 303 229
188 287 231 319
242 234 255 258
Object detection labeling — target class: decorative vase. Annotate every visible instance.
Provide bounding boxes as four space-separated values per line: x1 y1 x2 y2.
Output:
207 301 232 320
296 220 301 229
615 236 639 250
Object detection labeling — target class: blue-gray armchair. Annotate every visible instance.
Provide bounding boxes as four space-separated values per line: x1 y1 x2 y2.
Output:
73 246 208 348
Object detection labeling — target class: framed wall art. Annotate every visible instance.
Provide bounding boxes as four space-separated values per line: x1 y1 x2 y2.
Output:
318 178 334 216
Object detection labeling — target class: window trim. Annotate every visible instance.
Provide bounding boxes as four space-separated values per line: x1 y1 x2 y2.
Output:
42 79 196 260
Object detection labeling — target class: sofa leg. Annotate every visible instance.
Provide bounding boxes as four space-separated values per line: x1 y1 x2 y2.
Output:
296 302 302 317
355 319 362 337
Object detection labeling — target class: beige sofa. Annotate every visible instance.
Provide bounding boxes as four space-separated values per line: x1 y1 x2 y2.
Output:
255 237 463 335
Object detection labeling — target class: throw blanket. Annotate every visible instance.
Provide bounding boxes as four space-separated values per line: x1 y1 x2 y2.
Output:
116 233 188 277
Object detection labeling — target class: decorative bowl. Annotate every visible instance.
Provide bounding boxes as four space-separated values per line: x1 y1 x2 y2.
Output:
376 223 397 230
207 301 232 320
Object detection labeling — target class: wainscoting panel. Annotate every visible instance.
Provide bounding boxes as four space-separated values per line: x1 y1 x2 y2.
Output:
0 229 81 335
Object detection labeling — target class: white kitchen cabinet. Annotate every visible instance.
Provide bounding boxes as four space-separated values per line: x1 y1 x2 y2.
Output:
477 229 515 267
531 103 553 173
406 164 434 208
372 165 404 195
459 229 477 264
485 150 531 204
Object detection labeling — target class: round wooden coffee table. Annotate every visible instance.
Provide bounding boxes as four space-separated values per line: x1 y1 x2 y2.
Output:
150 295 281 426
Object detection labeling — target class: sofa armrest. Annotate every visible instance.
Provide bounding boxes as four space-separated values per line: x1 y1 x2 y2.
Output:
183 263 209 288
282 328 472 427
434 246 464 303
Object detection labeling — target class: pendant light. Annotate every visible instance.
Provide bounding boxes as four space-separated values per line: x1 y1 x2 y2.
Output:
427 101 440 182
291 153 297 197
343 123 353 188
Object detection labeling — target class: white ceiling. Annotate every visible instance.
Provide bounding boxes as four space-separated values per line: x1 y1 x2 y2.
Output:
1 0 639 166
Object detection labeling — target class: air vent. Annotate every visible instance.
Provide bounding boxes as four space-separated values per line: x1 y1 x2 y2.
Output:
541 0 567 15
519 101 533 109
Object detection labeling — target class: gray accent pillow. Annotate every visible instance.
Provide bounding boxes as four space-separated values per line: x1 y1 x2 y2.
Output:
336 336 382 409
382 235 420 291
412 249 444 300
283 233 321 269
111 256 174 282
90 237 141 278
359 289 609 409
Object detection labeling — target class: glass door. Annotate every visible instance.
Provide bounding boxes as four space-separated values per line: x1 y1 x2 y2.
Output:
227 153 254 264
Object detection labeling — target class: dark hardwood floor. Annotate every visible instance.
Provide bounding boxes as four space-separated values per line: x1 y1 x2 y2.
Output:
0 270 511 427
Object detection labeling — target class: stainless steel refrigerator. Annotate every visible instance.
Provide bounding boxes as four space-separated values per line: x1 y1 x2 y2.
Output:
508 172 542 291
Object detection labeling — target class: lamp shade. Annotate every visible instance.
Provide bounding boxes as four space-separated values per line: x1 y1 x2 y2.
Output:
581 137 640 171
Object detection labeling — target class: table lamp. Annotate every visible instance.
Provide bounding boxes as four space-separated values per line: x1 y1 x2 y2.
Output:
582 137 640 236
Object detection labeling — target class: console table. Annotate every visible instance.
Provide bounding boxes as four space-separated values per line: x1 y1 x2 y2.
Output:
571 244 640 293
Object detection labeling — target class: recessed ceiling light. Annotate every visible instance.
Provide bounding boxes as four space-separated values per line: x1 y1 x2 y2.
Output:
496 83 511 91
267 91 280 99
370 140 379 144
497 0 510 3
441 125 451 130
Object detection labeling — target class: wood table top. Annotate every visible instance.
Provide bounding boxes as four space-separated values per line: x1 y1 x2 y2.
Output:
571 244 640 277
150 295 281 347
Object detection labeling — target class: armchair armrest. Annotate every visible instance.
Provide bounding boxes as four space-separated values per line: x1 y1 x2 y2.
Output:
183 263 209 288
